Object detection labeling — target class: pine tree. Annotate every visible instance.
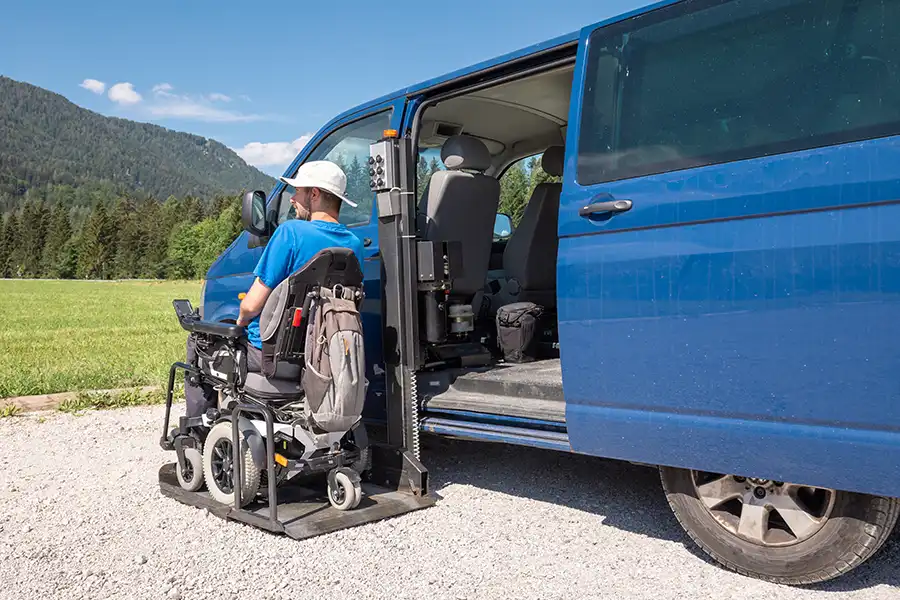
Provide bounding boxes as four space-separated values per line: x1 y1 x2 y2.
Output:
0 214 12 278
499 162 530 226
3 212 22 277
428 157 442 177
526 153 560 199
145 196 183 278
137 199 166 278
58 236 79 279
166 221 199 279
111 197 141 278
331 153 349 177
18 200 47 277
76 204 113 279
207 195 230 220
181 196 204 225
416 156 429 197
41 204 73 278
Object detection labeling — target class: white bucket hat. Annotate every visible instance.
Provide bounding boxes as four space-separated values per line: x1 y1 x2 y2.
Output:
279 160 358 208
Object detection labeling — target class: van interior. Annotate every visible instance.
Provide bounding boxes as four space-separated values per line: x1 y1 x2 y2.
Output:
411 62 575 425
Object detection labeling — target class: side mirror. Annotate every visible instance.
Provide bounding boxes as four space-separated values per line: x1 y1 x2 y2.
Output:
493 213 513 240
242 191 267 236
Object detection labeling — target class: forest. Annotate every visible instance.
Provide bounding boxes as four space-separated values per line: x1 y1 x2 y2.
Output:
0 151 558 281
0 193 243 280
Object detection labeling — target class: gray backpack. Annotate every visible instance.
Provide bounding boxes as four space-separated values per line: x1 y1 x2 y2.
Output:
301 285 367 433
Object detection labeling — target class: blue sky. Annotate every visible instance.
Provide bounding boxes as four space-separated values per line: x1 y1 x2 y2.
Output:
1 0 651 177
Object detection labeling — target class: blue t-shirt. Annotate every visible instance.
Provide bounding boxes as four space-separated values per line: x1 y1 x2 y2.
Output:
246 219 364 348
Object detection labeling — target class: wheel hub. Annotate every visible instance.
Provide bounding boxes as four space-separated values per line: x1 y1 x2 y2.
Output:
693 472 835 547
211 439 234 494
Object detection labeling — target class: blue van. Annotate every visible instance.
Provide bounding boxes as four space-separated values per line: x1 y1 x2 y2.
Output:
201 0 900 584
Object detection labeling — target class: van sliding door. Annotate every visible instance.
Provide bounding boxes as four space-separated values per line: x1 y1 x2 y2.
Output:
559 0 900 497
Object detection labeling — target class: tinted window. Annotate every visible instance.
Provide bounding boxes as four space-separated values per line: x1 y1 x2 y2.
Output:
279 110 391 226
499 153 561 227
415 147 445 205
577 0 900 185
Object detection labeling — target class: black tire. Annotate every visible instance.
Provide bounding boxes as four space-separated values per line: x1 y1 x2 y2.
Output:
660 466 900 585
202 421 260 508
175 447 204 492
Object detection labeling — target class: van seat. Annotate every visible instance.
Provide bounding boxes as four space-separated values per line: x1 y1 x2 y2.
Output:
493 146 563 310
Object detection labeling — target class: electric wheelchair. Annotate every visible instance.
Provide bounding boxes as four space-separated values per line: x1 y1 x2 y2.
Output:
159 248 370 511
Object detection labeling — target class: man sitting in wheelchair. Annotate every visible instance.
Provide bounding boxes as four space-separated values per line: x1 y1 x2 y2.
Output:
166 160 368 511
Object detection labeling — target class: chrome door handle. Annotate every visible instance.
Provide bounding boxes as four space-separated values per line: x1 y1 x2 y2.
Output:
579 196 633 218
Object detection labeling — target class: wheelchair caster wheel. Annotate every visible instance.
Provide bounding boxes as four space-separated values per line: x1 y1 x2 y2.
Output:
176 447 204 492
328 467 362 511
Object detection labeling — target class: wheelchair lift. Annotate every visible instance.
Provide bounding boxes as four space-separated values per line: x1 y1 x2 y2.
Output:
157 132 434 539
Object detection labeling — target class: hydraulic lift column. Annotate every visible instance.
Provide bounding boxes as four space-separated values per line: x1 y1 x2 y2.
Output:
369 131 428 496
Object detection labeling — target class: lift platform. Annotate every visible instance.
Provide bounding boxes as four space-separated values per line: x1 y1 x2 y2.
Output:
158 451 434 539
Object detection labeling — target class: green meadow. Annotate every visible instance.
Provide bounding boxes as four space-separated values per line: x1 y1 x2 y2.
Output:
0 280 200 398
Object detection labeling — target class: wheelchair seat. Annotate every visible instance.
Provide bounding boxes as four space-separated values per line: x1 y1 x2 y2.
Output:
243 373 303 401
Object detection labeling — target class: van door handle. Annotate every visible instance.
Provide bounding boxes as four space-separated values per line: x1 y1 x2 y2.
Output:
363 237 373 247
579 196 633 218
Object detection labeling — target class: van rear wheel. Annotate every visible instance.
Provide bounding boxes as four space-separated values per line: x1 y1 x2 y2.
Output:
659 466 900 585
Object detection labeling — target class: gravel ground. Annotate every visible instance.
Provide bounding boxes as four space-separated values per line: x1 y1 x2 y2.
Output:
1 405 898 600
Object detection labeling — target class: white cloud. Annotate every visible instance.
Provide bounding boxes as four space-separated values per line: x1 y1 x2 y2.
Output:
152 82 174 95
104 81 266 123
232 135 313 168
147 97 264 122
238 94 251 102
108 82 142 105
80 78 106 94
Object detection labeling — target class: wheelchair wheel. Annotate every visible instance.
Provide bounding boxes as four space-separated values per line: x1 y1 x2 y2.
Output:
202 421 260 507
176 447 204 492
328 468 362 511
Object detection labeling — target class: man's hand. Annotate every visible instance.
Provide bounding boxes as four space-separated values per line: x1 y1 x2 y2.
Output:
236 278 272 327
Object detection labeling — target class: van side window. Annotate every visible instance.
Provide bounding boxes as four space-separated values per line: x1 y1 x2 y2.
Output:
416 147 445 205
499 153 560 227
577 0 900 186
279 110 392 226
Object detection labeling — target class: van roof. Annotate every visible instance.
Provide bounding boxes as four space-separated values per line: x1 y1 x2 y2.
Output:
324 30 580 129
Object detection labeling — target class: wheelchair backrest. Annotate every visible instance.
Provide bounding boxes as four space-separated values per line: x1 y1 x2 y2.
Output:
258 247 364 380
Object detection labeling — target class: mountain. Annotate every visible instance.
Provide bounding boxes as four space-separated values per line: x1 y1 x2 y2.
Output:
0 76 275 209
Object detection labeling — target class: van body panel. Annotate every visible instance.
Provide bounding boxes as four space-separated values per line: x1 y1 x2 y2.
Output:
558 1 900 497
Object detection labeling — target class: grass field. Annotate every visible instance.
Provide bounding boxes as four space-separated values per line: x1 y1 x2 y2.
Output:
0 280 201 399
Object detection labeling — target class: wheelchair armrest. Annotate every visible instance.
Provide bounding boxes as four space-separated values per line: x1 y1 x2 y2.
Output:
188 320 245 339
173 299 245 339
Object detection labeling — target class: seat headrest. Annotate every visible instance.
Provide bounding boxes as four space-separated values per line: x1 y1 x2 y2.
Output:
441 135 491 172
541 146 564 177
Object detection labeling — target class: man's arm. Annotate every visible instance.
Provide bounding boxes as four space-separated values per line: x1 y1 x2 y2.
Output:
236 278 272 326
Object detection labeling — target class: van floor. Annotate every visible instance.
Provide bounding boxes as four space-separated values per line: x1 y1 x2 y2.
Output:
418 359 565 424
